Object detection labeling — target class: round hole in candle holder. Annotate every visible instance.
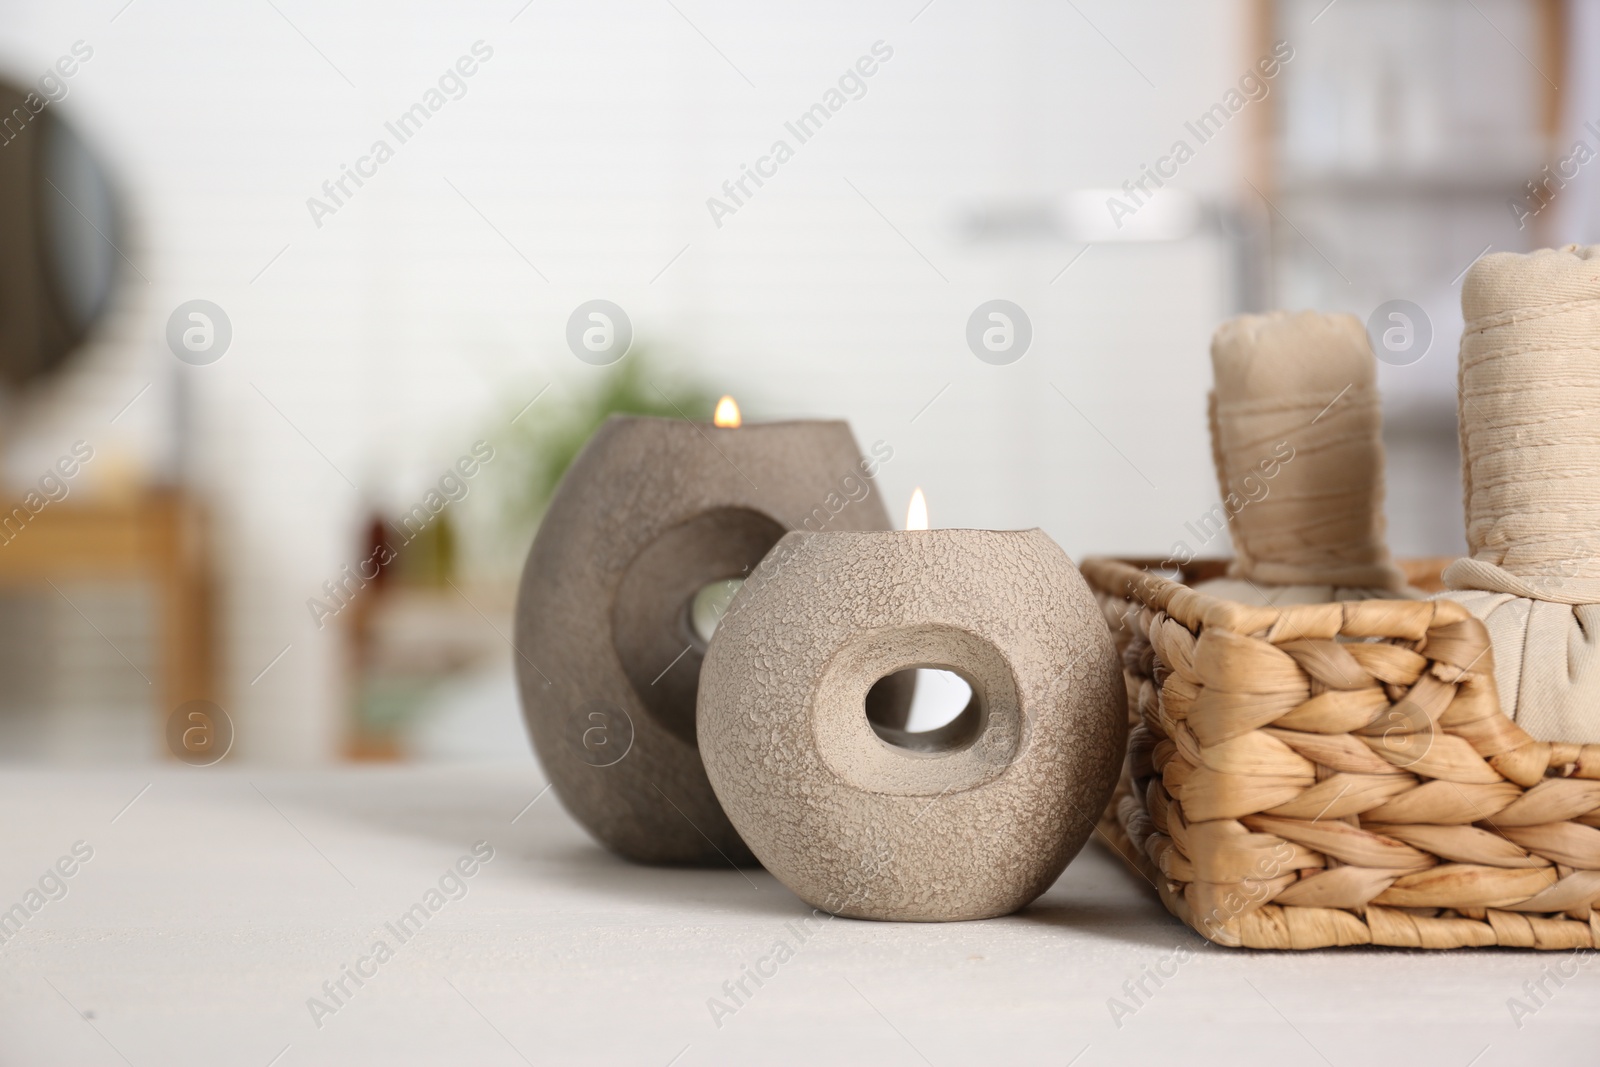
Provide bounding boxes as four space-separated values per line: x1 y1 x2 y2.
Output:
814 625 1021 796
864 667 980 753
612 507 788 746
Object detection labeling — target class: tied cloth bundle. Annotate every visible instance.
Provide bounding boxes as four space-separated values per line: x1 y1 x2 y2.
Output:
1196 310 1421 606
1443 245 1600 743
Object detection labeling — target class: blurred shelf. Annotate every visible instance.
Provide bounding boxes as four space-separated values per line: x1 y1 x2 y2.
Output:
1276 168 1542 197
358 584 512 676
0 487 214 759
344 579 515 760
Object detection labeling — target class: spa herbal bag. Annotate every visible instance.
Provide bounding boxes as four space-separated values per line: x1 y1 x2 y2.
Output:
1195 310 1424 606
1442 245 1600 743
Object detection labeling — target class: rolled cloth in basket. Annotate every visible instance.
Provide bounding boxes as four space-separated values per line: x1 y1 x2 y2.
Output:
1195 310 1419 607
1442 245 1600 743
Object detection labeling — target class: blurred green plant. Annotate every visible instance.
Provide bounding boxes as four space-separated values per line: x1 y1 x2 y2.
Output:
490 349 717 542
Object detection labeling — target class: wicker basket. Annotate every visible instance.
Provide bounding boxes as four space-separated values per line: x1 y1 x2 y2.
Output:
1083 557 1600 950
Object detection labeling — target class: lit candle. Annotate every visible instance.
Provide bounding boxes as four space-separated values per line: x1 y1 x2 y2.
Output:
905 486 928 531
692 396 748 641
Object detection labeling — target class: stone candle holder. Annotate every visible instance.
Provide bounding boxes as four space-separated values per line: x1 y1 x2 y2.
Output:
697 528 1125 920
514 415 902 865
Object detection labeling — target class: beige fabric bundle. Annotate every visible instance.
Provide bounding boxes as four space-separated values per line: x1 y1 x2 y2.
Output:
1196 310 1419 607
1442 245 1600 743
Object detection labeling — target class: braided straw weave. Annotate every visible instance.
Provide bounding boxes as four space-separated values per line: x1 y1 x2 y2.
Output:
1084 557 1600 950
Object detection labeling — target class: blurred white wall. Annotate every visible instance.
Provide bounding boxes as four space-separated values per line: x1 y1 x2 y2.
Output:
0 0 1254 761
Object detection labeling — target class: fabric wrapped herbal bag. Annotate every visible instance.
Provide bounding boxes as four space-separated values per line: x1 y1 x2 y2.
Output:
1442 245 1600 743
1195 310 1424 607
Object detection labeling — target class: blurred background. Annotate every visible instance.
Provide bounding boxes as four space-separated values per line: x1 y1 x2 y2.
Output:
0 0 1589 765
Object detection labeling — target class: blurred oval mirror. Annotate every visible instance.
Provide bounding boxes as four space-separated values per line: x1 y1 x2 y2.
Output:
0 76 119 387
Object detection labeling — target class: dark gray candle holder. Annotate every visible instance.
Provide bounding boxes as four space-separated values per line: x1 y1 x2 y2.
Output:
515 414 902 864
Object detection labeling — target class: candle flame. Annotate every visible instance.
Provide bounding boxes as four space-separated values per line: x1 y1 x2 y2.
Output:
713 395 741 428
906 487 929 531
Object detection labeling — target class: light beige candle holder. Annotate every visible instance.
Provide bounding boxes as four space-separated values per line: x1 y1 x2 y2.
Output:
697 528 1126 920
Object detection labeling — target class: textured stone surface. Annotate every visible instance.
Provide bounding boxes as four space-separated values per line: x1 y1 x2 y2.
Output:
515 415 896 865
698 528 1126 920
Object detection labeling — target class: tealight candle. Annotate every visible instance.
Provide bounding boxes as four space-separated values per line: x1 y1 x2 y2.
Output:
689 577 742 644
686 397 749 644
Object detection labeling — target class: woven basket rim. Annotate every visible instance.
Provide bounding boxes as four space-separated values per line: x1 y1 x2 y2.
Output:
1080 556 1476 641
1077 555 1594 770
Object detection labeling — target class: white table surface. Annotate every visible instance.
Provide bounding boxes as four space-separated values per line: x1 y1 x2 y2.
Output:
1 765 1593 1066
